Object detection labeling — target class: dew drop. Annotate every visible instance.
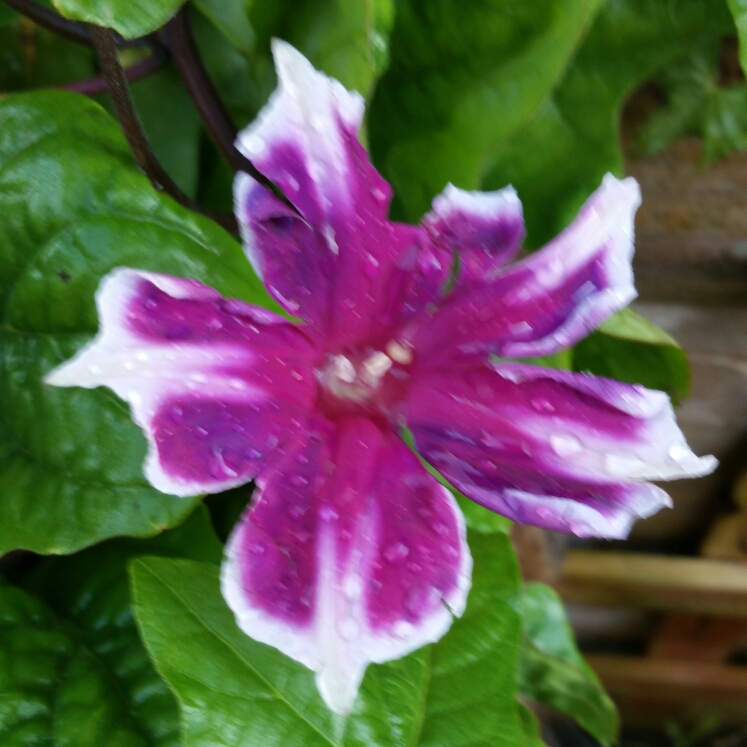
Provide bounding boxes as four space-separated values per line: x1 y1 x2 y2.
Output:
319 505 339 522
338 618 360 641
550 433 582 456
383 541 409 565
394 621 414 639
344 575 363 601
288 504 305 520
531 397 555 413
289 474 308 487
668 443 690 462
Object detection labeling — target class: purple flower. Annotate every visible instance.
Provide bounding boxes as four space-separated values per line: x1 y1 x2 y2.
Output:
46 42 715 714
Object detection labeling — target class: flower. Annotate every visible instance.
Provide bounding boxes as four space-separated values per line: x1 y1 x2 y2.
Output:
46 41 716 715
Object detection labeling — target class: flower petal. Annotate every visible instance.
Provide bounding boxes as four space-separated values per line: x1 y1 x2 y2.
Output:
406 363 716 539
221 415 471 714
413 174 640 363
45 269 317 496
234 41 449 347
422 183 525 288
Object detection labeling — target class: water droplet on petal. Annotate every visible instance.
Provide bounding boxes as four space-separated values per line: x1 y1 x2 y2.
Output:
383 541 409 565
550 433 582 457
289 474 308 487
668 443 690 462
319 505 339 522
338 619 360 641
394 621 414 639
531 397 555 413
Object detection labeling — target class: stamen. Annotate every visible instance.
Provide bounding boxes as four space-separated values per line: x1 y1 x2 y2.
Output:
385 340 413 365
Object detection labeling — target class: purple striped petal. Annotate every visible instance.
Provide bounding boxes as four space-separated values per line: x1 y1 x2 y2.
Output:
221 415 471 714
405 363 716 539
234 41 449 348
422 183 525 288
45 269 318 496
412 174 640 363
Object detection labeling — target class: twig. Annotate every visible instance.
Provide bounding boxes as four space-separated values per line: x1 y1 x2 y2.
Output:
90 25 237 233
58 45 169 96
160 8 297 214
0 0 139 47
160 9 246 172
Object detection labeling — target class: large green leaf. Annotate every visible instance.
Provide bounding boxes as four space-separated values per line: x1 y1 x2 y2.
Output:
193 0 254 56
0 91 276 556
53 0 185 39
368 0 603 222
518 583 617 747
728 0 747 75
130 531 525 746
128 62 203 199
0 507 221 747
484 0 735 249
573 308 690 403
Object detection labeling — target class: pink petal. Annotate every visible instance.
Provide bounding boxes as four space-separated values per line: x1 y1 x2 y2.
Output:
413 175 640 363
234 41 449 348
45 269 318 496
405 363 716 539
221 415 471 714
422 183 525 289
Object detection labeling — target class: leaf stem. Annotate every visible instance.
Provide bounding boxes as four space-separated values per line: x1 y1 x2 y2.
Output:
90 25 237 233
59 45 169 96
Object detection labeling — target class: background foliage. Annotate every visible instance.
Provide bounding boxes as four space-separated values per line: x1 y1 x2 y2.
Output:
2 0 746 744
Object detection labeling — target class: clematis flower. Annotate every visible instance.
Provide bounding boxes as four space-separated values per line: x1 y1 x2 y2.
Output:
46 41 716 715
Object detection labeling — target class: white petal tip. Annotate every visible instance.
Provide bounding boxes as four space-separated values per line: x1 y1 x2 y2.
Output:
316 663 365 716
601 173 641 209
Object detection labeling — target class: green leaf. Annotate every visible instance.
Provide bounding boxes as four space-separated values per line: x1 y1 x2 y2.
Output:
130 531 524 746
484 0 735 249
53 0 186 39
516 702 545 747
193 0 254 56
368 0 604 222
0 5 16 25
636 47 747 165
517 583 617 747
573 307 690 403
0 91 276 556
0 507 221 746
728 0 747 75
127 62 203 199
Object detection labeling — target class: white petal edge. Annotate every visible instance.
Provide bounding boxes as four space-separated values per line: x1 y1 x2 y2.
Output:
500 174 641 358
426 182 523 226
44 268 270 497
235 39 365 218
221 484 472 715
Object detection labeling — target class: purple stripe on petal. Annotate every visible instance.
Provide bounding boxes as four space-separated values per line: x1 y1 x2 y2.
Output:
233 41 448 348
422 183 525 288
413 175 641 363
405 363 716 538
221 415 471 715
235 174 333 330
45 268 318 496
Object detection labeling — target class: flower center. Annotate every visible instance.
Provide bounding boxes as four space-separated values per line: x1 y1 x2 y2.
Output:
315 341 414 417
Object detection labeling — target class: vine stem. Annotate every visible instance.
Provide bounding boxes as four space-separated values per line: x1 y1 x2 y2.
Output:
90 25 237 233
161 8 299 213
59 45 169 96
